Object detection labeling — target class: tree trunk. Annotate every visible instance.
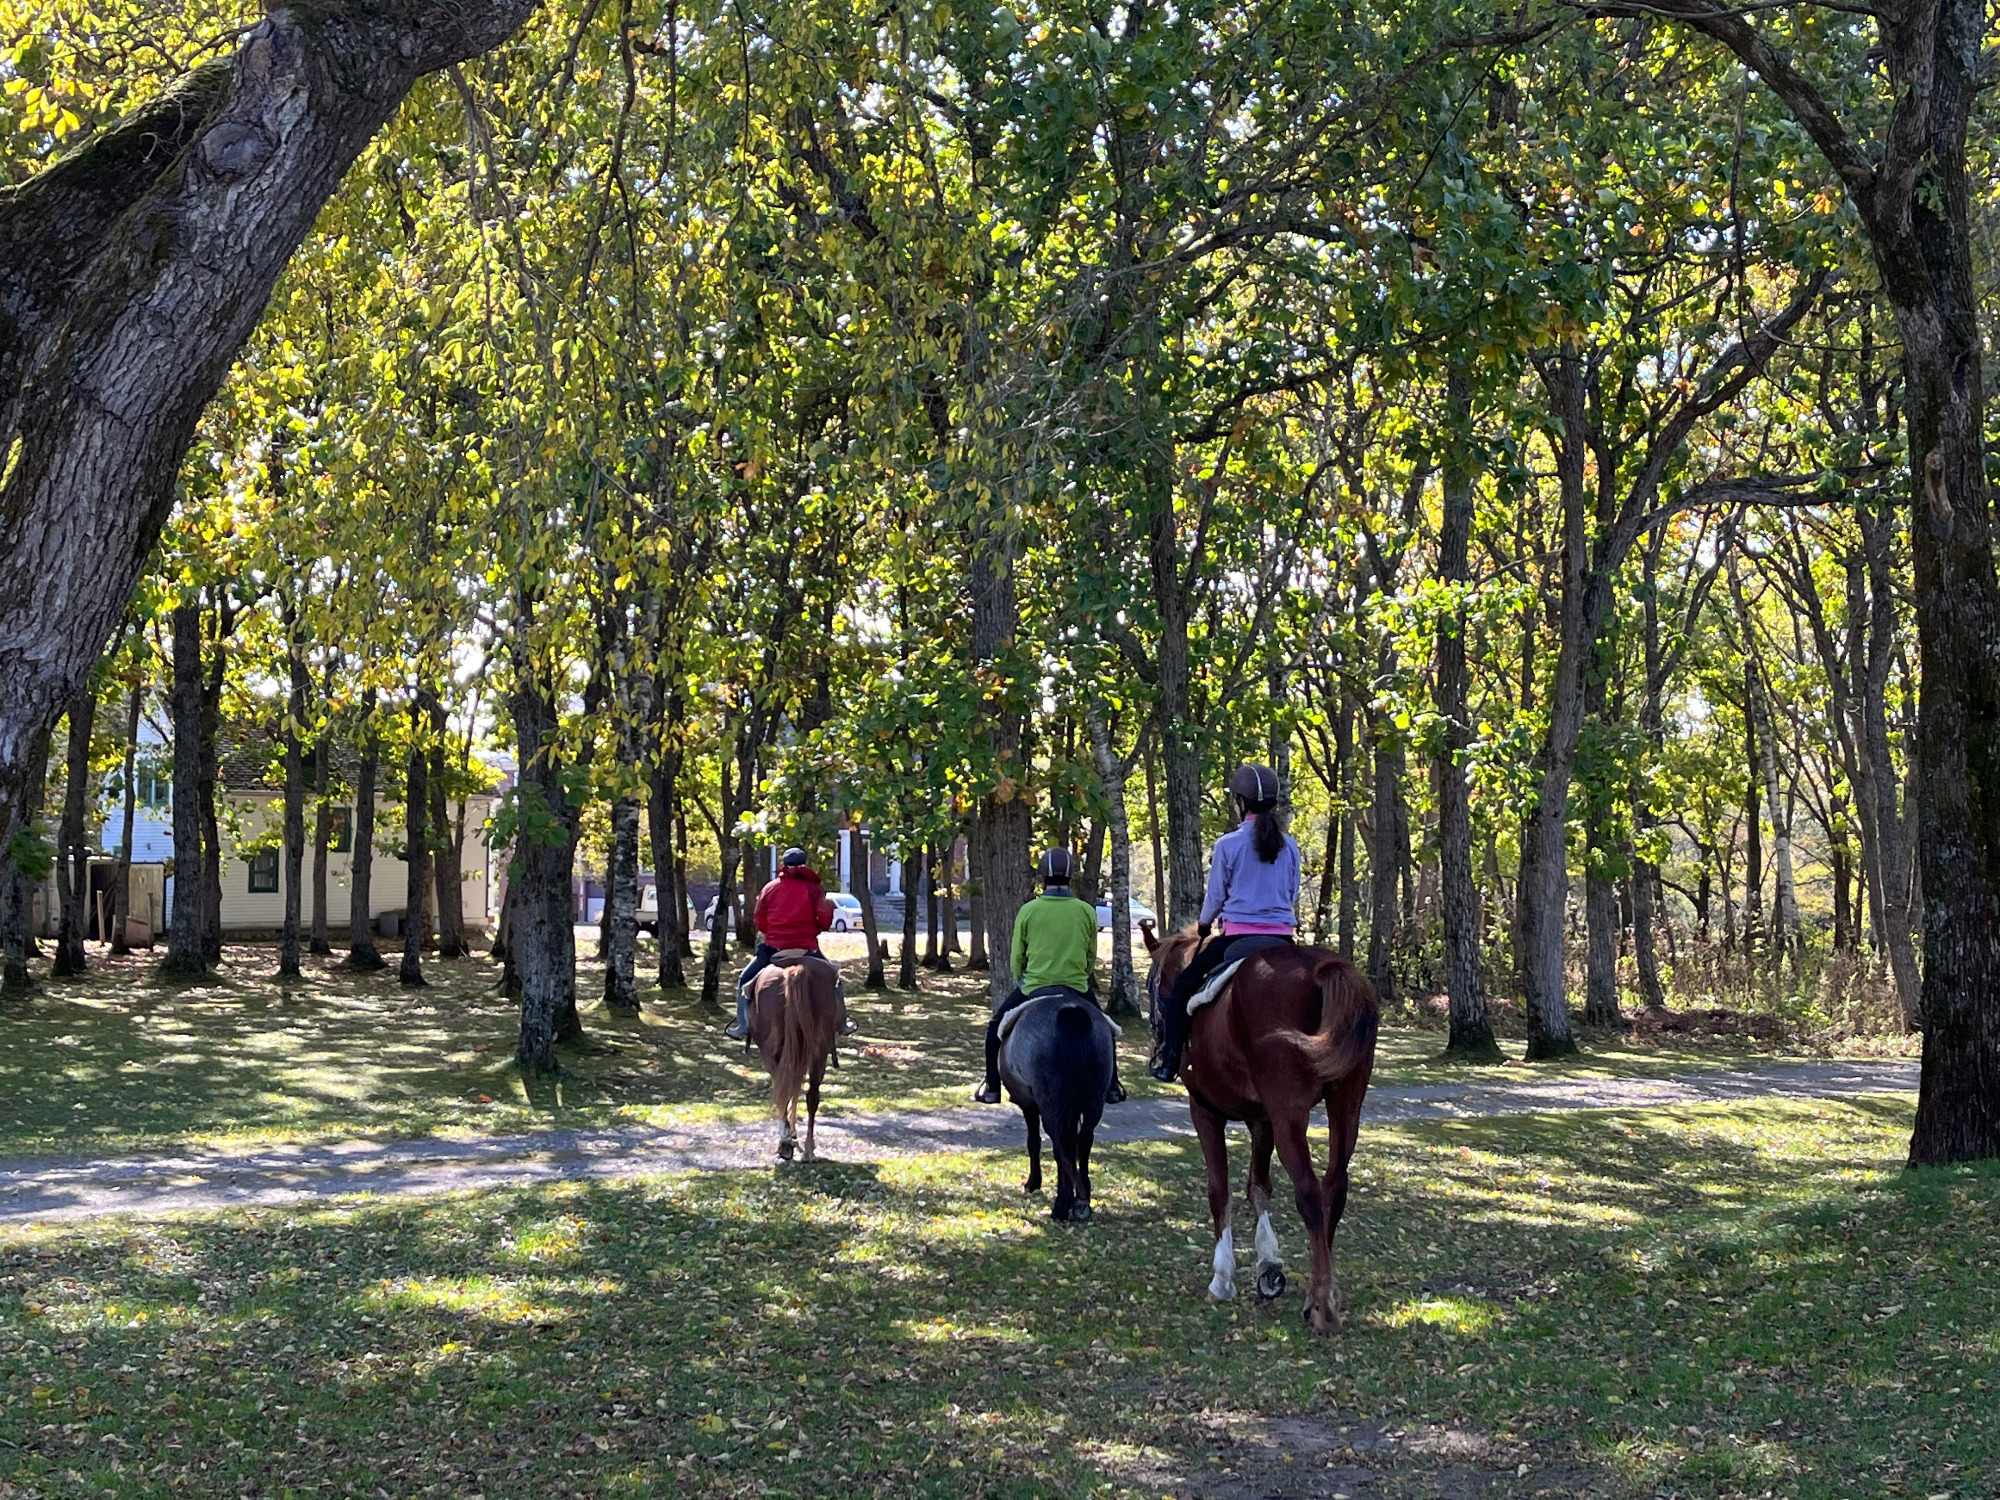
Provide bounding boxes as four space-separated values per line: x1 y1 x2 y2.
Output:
430 703 467 959
163 603 207 977
972 517 1034 1003
1086 702 1140 1018
603 792 641 1011
110 678 140 956
398 698 430 987
851 825 886 989
197 623 223 967
647 758 685 990
1853 512 1920 1023
898 848 921 990
346 690 384 970
278 638 307 979
0 1 540 857
1 731 50 991
1631 859 1668 1009
309 724 332 955
511 679 581 1072
966 819 989 969
53 681 95 977
1336 704 1358 960
1582 647 1621 1028
1741 696 1764 954
699 739 754 1008
921 842 940 967
1435 375 1497 1057
1144 737 1168 924
1366 721 1401 1004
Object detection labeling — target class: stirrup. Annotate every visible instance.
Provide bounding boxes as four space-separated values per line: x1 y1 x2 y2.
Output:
1148 1048 1178 1083
1106 1078 1127 1104
973 1081 1002 1104
724 1022 747 1040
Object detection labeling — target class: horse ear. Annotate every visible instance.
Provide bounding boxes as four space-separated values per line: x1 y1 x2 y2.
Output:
1139 918 1160 954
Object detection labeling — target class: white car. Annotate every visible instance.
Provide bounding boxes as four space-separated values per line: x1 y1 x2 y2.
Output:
1095 897 1158 931
828 892 864 932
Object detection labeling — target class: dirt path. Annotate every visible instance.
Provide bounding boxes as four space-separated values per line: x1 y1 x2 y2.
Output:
0 1059 1916 1224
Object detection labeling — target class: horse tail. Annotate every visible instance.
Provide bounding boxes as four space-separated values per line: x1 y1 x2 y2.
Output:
1281 956 1379 1085
772 964 814 1116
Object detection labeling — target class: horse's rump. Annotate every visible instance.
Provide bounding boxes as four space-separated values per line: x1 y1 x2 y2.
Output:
765 956 838 1114
1266 954 1378 1084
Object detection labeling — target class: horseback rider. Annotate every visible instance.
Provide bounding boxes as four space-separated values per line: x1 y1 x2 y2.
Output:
974 848 1126 1106
1151 763 1301 1082
725 847 860 1042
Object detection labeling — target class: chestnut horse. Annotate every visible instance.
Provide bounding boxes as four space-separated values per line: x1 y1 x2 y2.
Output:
1144 927 1377 1331
748 954 841 1162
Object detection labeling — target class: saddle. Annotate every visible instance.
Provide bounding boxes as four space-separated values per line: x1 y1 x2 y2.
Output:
997 986 1122 1044
1184 935 1292 1016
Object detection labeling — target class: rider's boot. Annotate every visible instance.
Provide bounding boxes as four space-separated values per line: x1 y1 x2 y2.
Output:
724 985 750 1041
973 1011 1004 1103
1148 1020 1181 1083
1105 1072 1127 1104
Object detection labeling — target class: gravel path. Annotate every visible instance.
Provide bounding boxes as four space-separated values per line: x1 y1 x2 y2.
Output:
0 1059 1916 1224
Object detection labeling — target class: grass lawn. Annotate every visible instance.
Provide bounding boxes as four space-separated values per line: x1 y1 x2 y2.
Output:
0 939 1910 1161
0 1096 1987 1497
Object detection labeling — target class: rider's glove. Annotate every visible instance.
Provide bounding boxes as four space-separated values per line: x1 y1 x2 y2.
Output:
1197 921 1212 940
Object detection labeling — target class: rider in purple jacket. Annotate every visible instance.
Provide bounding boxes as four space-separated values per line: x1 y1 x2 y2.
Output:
1151 764 1300 1081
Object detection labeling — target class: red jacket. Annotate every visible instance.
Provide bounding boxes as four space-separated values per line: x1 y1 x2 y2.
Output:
754 866 835 951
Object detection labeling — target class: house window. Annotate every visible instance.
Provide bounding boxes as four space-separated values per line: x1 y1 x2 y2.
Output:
247 849 279 894
330 806 353 854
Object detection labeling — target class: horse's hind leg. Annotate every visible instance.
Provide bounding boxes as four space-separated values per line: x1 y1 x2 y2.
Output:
1020 1104 1042 1194
1189 1097 1235 1300
1320 1080 1365 1323
1271 1112 1336 1332
802 1059 825 1163
1247 1117 1285 1302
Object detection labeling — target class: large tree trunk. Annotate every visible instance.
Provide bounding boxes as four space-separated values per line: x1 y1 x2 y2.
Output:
851 825 887 989
53 682 96 977
1146 456 1205 930
972 518 1034 1003
1435 377 1496 1057
398 698 430 987
345 690 384 971
110 678 140 956
0 1 539 857
603 792 642 1011
647 756 685 990
278 639 307 979
0 731 51 992
511 679 582 1073
162 603 207 977
699 735 755 1008
1087 702 1140 1018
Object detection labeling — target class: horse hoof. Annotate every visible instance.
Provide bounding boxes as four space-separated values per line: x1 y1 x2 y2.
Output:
778 1139 795 1162
1068 1203 1092 1224
1051 1202 1072 1222
1023 1179 1042 1195
1256 1264 1287 1302
1302 1302 1340 1334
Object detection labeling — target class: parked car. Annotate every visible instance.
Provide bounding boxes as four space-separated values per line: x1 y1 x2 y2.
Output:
700 895 732 936
637 884 660 936
828 892 864 932
1095 897 1158 930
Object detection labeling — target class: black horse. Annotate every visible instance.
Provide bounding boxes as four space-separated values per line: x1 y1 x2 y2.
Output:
995 988 1118 1222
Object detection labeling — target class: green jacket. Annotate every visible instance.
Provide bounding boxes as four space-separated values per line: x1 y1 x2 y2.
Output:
1010 889 1097 997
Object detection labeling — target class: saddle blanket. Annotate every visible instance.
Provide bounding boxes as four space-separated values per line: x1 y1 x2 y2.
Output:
997 988 1122 1044
1184 936 1294 1016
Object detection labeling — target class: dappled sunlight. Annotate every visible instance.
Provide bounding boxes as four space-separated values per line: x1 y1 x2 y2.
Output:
357 1273 606 1325
1379 1293 1504 1338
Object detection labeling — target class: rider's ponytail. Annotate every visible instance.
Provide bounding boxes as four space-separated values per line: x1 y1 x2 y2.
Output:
1237 795 1286 863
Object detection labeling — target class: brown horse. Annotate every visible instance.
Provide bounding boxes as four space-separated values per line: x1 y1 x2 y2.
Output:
748 954 841 1162
1144 927 1377 1331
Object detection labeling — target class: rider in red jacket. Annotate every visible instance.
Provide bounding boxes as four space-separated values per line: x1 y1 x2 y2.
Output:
725 848 859 1041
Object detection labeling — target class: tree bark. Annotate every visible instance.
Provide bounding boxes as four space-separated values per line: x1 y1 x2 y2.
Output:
110 677 140 955
647 755 685 990
511 679 582 1073
972 516 1034 1003
1087 701 1140 1018
603 792 642 1011
398 697 430 987
1435 376 1497 1056
53 682 95 977
430 701 468 959
966 818 989 970
851 825 886 989
1366 713 1401 1004
162 603 206 977
309 722 332 955
278 636 307 979
345 689 384 971
1336 703 1358 959
197 618 224 967
898 847 921 990
0 0 540 857
0 731 50 992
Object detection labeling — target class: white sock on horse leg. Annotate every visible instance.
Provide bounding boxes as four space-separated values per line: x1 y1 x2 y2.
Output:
1255 1210 1280 1269
1209 1223 1237 1300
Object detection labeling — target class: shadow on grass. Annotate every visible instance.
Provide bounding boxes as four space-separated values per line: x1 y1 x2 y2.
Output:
4 1097 1993 1498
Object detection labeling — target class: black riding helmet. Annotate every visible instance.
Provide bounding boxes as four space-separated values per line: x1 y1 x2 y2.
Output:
782 847 809 867
1038 848 1074 885
1228 763 1280 811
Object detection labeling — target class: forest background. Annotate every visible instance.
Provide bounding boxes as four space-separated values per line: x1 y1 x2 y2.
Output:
1 0 1995 1153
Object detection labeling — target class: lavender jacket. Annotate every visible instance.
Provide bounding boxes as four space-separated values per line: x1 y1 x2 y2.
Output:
1199 818 1302 932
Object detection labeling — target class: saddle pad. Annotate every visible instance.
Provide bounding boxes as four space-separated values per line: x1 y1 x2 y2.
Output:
1185 936 1293 1016
996 992 1122 1044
